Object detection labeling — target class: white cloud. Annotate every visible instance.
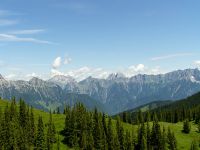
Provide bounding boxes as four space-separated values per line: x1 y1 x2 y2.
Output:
10 29 45 35
64 57 72 64
26 72 41 79
194 60 200 67
5 74 16 80
52 56 72 69
4 72 48 81
51 69 64 76
151 53 194 61
151 66 161 74
124 64 164 77
126 64 145 77
50 63 166 81
51 66 110 81
52 57 62 69
68 67 109 81
0 33 53 44
0 19 18 26
194 60 200 65
129 64 145 72
3 64 165 81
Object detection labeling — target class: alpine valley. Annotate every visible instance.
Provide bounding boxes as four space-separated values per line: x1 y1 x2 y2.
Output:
1 68 200 115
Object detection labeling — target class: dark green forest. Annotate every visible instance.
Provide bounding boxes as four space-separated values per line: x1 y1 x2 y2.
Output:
119 92 200 125
3 92 200 149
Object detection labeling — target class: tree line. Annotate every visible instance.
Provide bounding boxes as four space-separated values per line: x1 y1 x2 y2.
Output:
120 102 200 127
61 103 178 150
0 98 58 149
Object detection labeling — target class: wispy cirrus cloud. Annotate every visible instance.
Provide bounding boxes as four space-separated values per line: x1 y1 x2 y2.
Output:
0 33 53 44
0 8 54 44
151 53 194 61
0 9 20 26
0 19 18 26
0 9 21 16
9 29 45 35
0 10 10 16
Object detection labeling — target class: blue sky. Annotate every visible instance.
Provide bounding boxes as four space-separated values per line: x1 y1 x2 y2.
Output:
0 0 200 80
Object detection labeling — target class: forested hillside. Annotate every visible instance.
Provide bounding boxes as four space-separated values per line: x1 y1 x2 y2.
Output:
119 91 200 124
0 97 199 149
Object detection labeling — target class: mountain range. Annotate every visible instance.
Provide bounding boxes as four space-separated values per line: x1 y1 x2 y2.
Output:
1 68 200 114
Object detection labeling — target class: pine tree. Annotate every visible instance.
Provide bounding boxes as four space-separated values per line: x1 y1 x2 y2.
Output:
93 108 102 149
167 128 177 150
9 116 21 149
183 119 191 133
80 131 87 150
30 106 35 145
137 123 146 150
198 121 200 132
63 109 76 147
116 116 125 150
146 122 151 150
131 127 137 149
87 132 94 150
19 99 27 128
107 117 114 150
102 113 107 137
141 135 147 150
35 116 45 150
102 131 108 150
138 110 144 123
1 105 11 149
10 97 17 120
114 136 120 150
190 139 198 150
161 127 167 150
146 111 151 122
0 108 3 149
150 120 162 150
125 130 133 150
57 133 60 150
174 110 179 123
46 112 56 150
122 112 128 123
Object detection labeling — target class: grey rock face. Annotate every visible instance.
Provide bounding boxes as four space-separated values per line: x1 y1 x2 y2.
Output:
1 68 200 114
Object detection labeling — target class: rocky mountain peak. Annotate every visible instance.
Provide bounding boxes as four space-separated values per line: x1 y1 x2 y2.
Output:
29 77 44 84
165 68 200 82
49 75 75 83
0 74 4 80
107 72 125 80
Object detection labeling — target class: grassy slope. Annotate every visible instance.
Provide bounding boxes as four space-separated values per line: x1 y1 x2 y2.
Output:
149 122 200 150
0 99 199 150
121 121 199 150
160 122 200 150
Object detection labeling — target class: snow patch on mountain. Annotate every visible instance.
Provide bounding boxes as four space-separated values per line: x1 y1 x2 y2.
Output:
190 76 200 83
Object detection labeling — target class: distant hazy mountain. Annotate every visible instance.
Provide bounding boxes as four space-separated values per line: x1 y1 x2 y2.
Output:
1 68 200 114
